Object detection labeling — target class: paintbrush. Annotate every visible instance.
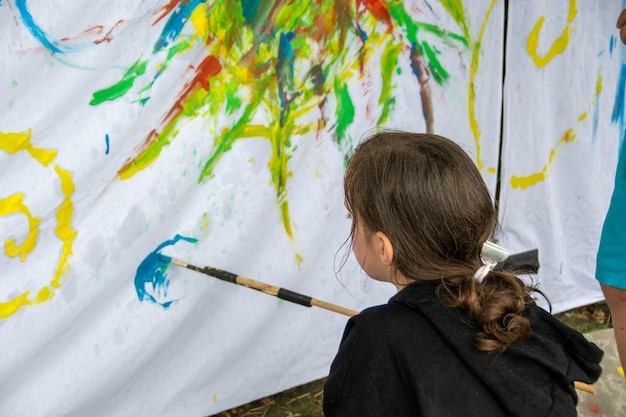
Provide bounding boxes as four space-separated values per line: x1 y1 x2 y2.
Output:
169 258 358 317
169 257 596 395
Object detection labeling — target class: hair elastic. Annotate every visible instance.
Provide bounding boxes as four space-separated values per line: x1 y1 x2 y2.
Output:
473 241 510 282
473 261 497 282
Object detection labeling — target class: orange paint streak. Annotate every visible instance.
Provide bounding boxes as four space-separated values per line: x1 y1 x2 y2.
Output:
59 26 104 42
159 56 221 123
118 56 222 177
118 130 159 174
94 20 125 44
562 129 575 143
313 14 330 43
56 20 127 45
359 0 392 28
153 0 183 25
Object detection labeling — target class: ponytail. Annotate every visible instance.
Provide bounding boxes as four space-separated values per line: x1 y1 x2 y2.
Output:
436 271 547 353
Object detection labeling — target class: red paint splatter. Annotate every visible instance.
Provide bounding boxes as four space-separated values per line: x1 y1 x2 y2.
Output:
358 0 392 29
118 56 221 175
162 55 222 121
192 55 221 90
159 55 221 132
587 402 601 414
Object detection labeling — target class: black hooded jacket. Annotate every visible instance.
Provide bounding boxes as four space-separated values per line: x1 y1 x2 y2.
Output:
323 281 603 417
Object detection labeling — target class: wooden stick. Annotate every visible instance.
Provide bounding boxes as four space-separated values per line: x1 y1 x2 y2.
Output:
170 259 598 394
573 381 596 394
170 259 358 317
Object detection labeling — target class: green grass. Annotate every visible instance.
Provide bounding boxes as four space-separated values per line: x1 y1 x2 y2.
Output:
554 301 611 334
211 301 612 417
213 379 325 417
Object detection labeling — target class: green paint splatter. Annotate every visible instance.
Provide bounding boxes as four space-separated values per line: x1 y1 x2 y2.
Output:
335 80 354 147
11 81 18 88
378 41 402 125
201 213 210 234
388 2 419 44
225 84 243 115
90 59 148 105
423 42 449 84
438 0 470 41
90 0 472 242
167 39 192 61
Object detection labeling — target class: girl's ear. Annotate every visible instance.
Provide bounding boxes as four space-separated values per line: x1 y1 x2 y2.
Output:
375 231 394 266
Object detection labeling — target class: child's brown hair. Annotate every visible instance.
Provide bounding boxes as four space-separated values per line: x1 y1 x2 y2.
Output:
344 130 542 352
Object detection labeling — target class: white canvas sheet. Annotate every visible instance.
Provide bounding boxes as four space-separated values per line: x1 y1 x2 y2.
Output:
1 1 504 415
499 0 625 313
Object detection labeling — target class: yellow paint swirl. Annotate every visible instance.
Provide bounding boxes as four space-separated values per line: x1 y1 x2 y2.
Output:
0 130 77 319
0 193 41 262
510 70 602 189
468 0 498 172
526 0 577 68
510 124 580 189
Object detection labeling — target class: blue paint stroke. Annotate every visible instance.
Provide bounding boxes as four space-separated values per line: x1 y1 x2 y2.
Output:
105 133 110 154
277 31 298 126
610 36 616 57
134 234 198 308
153 0 206 53
277 32 296 91
360 28 369 42
15 0 64 54
410 42 420 77
592 95 600 142
612 63 626 154
612 64 625 124
241 0 262 25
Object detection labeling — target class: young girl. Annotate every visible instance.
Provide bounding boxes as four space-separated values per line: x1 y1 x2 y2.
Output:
323 131 602 417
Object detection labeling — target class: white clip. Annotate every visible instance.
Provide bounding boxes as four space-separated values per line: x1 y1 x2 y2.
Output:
481 241 509 264
473 241 509 282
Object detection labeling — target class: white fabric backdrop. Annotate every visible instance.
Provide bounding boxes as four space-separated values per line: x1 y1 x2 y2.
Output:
11 0 614 415
499 0 624 313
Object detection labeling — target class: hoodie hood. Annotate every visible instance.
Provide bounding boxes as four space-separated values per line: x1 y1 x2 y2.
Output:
390 281 603 417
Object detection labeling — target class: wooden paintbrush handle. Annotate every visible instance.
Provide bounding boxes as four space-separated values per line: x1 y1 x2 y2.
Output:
574 381 596 394
174 260 359 317
311 299 358 317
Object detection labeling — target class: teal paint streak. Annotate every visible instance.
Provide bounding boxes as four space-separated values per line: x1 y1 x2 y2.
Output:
134 234 198 308
612 64 626 154
153 0 207 53
241 0 262 25
15 0 64 53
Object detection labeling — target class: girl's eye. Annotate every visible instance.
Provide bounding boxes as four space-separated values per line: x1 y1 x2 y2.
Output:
346 213 353 220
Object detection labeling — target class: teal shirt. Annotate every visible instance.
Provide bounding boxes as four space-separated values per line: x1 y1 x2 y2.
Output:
597 143 626 288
